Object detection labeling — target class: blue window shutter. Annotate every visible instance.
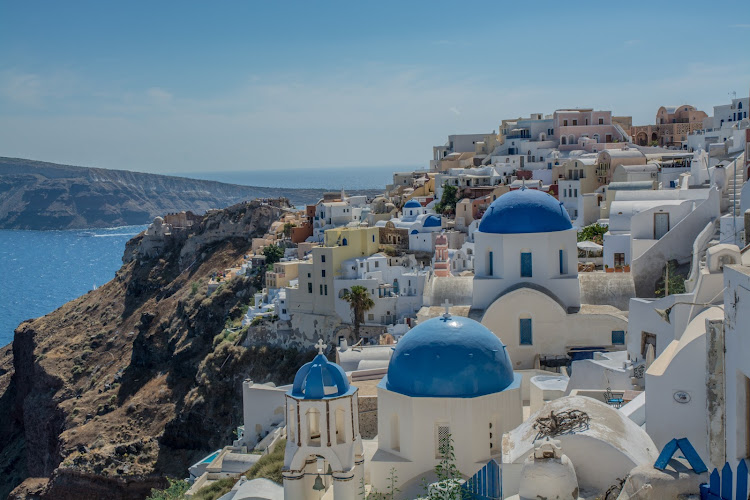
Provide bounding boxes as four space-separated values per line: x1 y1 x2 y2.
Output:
520 319 532 345
521 252 532 277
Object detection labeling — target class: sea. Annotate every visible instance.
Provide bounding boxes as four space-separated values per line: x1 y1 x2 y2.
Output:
0 165 414 347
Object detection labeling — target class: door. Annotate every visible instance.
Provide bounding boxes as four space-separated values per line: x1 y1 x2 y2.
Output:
654 213 670 239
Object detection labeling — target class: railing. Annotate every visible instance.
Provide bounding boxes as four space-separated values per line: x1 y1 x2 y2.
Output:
701 460 748 500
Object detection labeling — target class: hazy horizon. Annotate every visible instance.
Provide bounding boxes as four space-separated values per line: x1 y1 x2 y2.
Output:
2 0 749 174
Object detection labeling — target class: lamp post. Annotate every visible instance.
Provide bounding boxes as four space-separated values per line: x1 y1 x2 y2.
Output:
654 301 717 324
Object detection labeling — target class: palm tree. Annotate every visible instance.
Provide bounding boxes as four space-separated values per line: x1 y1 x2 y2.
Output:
341 285 374 341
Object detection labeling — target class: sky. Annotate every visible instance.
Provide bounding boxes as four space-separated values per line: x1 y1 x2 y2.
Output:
1 0 749 174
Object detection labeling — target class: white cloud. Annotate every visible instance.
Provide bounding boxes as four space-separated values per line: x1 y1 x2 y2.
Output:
146 87 173 105
449 106 461 116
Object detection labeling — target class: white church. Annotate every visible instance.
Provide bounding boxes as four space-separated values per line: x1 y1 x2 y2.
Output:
470 187 628 368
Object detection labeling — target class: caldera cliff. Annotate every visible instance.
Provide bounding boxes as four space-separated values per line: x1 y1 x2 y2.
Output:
0 199 317 499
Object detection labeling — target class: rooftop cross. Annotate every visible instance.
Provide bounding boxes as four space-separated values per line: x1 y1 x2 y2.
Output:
315 338 326 355
442 299 452 320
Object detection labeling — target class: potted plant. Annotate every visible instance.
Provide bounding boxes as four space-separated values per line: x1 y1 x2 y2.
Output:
623 264 630 272
605 264 614 273
615 265 623 273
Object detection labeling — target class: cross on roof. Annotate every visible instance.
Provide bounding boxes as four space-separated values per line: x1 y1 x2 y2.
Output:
315 339 326 355
442 299 452 320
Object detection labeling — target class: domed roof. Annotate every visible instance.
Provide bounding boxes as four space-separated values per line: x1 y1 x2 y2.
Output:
478 188 572 234
385 315 515 398
423 215 441 227
290 354 352 400
404 199 421 208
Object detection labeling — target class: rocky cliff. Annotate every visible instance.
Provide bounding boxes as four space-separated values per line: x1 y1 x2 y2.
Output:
0 200 317 499
0 157 370 230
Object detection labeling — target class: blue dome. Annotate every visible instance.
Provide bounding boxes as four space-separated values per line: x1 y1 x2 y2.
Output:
384 316 515 398
478 188 572 234
404 200 421 208
423 215 441 228
290 354 352 400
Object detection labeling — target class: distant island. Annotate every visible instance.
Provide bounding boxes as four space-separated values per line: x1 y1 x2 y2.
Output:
0 157 377 230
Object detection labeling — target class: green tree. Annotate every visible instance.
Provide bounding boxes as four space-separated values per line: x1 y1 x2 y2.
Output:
433 182 458 215
263 244 284 266
283 222 295 238
655 260 686 297
577 223 608 245
341 285 375 340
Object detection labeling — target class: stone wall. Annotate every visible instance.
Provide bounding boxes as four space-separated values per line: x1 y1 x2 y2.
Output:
358 396 378 439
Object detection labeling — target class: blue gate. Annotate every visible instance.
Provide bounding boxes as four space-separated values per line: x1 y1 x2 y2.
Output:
462 459 501 500
700 459 749 500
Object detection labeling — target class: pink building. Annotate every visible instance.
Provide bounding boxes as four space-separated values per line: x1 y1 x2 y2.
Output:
553 109 629 151
433 233 451 277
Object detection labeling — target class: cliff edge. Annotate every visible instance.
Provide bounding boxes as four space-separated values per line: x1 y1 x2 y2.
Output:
0 200 316 499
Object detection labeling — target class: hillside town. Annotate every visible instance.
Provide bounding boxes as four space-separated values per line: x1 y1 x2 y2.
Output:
167 95 750 499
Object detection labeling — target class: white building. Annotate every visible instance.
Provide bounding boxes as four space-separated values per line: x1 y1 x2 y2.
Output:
312 194 369 242
333 253 428 327
472 188 627 369
282 346 364 499
368 314 523 492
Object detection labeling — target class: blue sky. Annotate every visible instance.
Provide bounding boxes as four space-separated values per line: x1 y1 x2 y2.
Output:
1 0 749 174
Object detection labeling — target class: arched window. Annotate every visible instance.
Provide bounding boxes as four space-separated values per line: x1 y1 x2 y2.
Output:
561 137 567 145
342 238 348 246
593 133 600 143
739 101 743 109
306 408 321 446
335 408 346 444
390 414 400 452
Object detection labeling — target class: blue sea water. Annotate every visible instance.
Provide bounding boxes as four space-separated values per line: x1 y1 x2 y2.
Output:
171 165 421 191
0 226 147 347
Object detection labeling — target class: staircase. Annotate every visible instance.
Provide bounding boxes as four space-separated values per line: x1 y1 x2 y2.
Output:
722 153 746 217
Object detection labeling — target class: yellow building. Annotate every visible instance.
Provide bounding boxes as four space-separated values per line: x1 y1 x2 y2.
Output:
288 226 380 317
266 261 300 289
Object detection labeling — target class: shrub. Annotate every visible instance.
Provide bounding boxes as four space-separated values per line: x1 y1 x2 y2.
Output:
244 439 286 484
146 478 190 500
192 477 236 500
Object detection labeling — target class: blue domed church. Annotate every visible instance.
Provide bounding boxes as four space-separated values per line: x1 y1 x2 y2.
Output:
368 312 523 492
471 188 627 369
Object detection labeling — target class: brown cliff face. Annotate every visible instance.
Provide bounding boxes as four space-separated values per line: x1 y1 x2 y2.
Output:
0 200 317 499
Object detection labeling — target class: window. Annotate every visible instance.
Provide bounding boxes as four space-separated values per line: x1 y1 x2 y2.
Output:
520 318 532 345
368 313 374 321
282 309 287 315
521 252 532 277
321 255 326 263
307 273 311 278
321 270 326 278
306 408 321 446
335 408 346 444
320 284 323 295
599 118 604 125
572 119 578 126
563 119 568 126
488 251 494 276
324 285 328 296
559 249 566 275
436 424 450 458
389 414 401 451
614 253 625 267
342 238 347 246
612 330 625 345
574 189 578 197
308 283 312 294
375 261 379 268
